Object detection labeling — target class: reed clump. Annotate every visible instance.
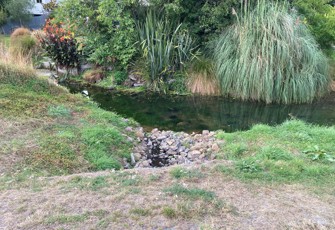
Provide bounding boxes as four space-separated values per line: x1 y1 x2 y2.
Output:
137 11 195 92
187 58 220 96
10 27 36 56
214 0 331 104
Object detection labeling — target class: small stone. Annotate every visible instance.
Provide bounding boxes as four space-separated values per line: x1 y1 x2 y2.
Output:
171 145 178 151
125 127 133 132
202 130 210 135
166 139 174 146
142 160 151 167
178 146 186 153
127 137 134 142
212 143 220 152
134 152 142 161
177 156 185 164
166 149 177 156
169 158 177 165
160 144 169 150
136 130 144 138
151 128 159 133
157 135 167 141
190 143 202 151
194 134 202 139
189 150 201 160
209 131 215 137
130 153 136 165
180 152 187 157
129 74 137 81
199 153 206 159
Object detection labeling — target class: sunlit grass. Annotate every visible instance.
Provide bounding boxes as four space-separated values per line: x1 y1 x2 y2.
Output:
216 120 335 190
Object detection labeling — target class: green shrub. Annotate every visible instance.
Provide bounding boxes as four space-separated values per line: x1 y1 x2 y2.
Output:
54 0 138 69
114 71 127 85
98 0 137 68
169 74 188 94
214 0 330 104
147 0 240 47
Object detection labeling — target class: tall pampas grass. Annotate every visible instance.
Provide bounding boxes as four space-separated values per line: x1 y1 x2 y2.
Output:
214 0 331 104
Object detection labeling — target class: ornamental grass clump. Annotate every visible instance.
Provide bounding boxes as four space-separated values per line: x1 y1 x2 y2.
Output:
214 0 331 104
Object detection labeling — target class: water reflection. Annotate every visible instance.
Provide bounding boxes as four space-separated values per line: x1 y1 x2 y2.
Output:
64 82 335 133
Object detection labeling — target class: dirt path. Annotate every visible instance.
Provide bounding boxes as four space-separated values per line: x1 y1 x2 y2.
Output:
0 164 334 230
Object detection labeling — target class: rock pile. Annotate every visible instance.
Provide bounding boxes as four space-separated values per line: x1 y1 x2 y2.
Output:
131 128 222 168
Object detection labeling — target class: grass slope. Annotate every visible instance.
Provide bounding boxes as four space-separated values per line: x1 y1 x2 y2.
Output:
0 63 137 177
216 120 335 191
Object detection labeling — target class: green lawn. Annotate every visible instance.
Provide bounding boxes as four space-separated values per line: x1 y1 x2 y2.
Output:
216 121 335 191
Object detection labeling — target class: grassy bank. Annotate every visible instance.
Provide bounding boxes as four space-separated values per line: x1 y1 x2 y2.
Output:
1 39 335 228
216 120 335 192
0 59 138 178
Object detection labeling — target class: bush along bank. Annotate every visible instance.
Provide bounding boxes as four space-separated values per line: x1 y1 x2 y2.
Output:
37 0 334 102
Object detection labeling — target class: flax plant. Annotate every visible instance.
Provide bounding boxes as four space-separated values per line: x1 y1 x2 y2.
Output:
214 0 330 104
137 11 195 92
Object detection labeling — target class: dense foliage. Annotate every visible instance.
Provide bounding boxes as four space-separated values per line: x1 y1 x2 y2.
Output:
38 20 80 73
148 0 239 47
2 0 32 23
293 0 335 50
48 0 333 102
214 0 330 104
54 0 137 68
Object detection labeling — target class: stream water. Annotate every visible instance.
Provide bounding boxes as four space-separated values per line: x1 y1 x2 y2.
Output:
63 81 335 133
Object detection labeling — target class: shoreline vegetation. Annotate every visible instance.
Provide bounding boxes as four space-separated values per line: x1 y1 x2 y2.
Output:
1 62 335 228
0 44 334 183
1 0 335 228
20 0 333 104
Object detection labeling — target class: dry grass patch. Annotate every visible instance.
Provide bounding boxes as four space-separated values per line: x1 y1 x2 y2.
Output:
187 58 220 96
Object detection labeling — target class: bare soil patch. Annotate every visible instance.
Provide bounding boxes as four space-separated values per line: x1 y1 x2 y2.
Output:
0 163 334 230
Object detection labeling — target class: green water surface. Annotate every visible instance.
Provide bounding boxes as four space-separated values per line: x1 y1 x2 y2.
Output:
65 82 335 133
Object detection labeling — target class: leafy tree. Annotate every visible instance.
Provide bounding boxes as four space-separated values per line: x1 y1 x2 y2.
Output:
0 8 7 26
54 0 138 69
149 0 240 47
293 0 335 49
4 0 33 24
